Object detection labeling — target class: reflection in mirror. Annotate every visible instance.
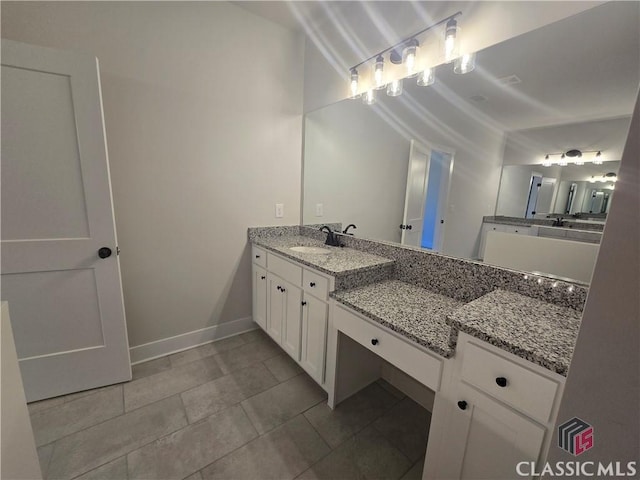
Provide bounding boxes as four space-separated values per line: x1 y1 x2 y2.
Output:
302 3 639 283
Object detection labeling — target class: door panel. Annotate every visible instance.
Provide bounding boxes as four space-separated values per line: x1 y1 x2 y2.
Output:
301 295 328 384
281 281 302 361
1 40 131 401
267 275 284 343
252 265 267 330
401 140 429 246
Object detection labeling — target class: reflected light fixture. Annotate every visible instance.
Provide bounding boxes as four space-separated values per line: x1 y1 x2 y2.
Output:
403 39 419 77
453 52 476 74
387 79 403 97
444 17 459 63
350 68 359 98
374 55 384 89
417 67 435 86
362 89 376 105
558 153 568 166
542 154 552 167
593 151 603 165
541 149 605 166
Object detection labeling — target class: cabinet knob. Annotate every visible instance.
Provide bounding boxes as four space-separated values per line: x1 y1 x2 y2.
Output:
255 255 261 258
301 301 307 306
309 282 316 287
276 285 281 291
496 377 508 388
371 338 378 346
281 288 286 293
457 400 468 410
261 276 266 280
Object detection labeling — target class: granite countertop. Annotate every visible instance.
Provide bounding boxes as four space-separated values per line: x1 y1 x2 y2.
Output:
484 215 604 232
252 235 394 277
332 282 580 376
447 289 581 376
332 280 464 358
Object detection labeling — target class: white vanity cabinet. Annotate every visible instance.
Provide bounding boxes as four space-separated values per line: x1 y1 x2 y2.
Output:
478 223 531 260
251 245 333 388
425 332 565 480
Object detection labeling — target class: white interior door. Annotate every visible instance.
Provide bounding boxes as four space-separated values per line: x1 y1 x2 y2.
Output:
423 150 454 252
401 140 430 246
1 40 131 402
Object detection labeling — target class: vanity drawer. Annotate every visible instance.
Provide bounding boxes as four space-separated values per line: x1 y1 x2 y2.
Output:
303 269 330 300
461 341 560 423
252 246 267 268
267 253 302 286
334 305 443 391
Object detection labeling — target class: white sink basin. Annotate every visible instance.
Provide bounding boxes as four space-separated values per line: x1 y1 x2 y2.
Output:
289 246 331 255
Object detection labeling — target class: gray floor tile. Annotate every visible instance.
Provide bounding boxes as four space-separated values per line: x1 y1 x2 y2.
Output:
132 356 172 380
184 472 203 480
31 385 123 447
181 363 279 424
238 329 268 344
400 458 425 480
127 405 257 480
373 397 431 462
169 336 245 368
297 425 411 480
73 456 128 480
201 414 330 480
303 382 400 448
241 374 327 434
376 379 406 400
37 443 54 479
46 395 187 480
214 336 282 374
28 396 66 415
124 356 223 412
264 354 304 382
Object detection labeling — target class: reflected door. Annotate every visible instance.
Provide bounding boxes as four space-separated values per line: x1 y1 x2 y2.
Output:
401 141 430 246
1 40 131 401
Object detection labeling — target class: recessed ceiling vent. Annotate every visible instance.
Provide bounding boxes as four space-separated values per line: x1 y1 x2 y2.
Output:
498 75 522 86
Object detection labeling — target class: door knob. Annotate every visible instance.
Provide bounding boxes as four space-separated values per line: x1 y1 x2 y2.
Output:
309 282 316 287
406 224 412 230
98 247 112 259
496 377 508 387
457 400 468 410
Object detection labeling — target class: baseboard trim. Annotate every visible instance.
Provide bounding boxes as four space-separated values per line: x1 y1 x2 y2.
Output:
129 317 257 365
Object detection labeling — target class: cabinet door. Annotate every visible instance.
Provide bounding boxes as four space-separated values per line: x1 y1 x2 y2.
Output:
267 274 284 344
252 265 267 330
448 384 546 480
280 280 302 361
300 294 328 384
479 224 505 260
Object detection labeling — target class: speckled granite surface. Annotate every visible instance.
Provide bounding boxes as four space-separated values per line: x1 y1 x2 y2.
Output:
251 234 394 278
484 215 605 232
332 280 463 357
447 289 582 375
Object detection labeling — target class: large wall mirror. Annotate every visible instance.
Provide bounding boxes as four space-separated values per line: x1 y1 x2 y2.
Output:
302 3 638 283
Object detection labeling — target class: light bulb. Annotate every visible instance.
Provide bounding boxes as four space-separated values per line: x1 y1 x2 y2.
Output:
593 151 603 165
362 89 376 105
350 68 359 98
417 68 435 86
404 42 418 77
558 153 567 166
387 79 403 97
444 18 459 63
374 55 384 89
454 52 476 74
542 160 552 167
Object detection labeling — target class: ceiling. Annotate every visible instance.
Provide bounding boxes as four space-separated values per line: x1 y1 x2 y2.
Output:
233 1 345 31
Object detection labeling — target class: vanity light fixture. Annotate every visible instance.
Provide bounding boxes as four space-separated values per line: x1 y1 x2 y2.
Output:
417 67 435 86
362 89 376 105
558 154 568 167
541 149 605 166
593 151 603 165
374 55 385 89
350 68 359 99
444 17 459 63
542 154 552 167
347 11 462 100
387 79 403 97
453 52 476 74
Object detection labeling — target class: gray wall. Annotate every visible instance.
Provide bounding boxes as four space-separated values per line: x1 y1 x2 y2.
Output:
546 91 639 471
1 2 305 347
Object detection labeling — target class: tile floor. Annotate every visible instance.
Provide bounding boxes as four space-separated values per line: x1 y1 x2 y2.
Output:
28 329 431 480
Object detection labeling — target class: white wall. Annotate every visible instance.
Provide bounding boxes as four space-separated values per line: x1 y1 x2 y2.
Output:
547 91 639 471
303 100 410 243
303 1 603 113
1 2 304 347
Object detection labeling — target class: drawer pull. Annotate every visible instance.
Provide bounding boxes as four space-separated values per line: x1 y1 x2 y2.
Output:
309 282 316 287
496 377 508 388
301 301 307 306
371 338 379 346
457 400 468 410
